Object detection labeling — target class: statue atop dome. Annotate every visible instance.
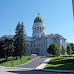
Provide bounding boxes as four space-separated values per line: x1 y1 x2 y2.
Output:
38 11 40 17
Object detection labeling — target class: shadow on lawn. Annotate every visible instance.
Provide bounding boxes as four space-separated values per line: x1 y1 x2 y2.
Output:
0 59 12 64
45 59 74 70
45 63 74 70
0 58 17 64
42 59 74 65
46 59 74 65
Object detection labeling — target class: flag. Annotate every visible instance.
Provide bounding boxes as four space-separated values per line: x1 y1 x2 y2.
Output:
72 0 74 16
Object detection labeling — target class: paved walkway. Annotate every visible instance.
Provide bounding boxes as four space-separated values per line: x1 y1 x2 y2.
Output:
16 56 46 68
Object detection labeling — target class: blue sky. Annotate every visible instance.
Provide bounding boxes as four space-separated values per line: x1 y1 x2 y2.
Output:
0 0 74 43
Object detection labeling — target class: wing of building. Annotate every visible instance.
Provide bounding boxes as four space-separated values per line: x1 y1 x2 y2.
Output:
0 12 69 56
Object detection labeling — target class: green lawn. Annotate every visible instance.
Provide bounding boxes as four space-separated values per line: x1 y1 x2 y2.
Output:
44 56 74 70
0 56 35 67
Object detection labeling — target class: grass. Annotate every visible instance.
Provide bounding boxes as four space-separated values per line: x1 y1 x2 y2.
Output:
44 56 74 70
0 56 35 67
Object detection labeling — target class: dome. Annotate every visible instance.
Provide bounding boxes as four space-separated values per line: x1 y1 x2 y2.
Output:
34 12 44 23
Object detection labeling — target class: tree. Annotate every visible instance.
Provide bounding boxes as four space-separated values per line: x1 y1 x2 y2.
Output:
0 39 14 60
47 44 54 56
67 44 73 56
0 40 5 58
14 22 27 59
54 46 60 56
14 22 21 59
69 43 74 54
4 39 14 60
47 43 60 56
61 45 66 55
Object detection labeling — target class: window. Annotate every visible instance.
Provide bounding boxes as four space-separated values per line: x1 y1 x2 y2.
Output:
40 27 41 32
33 28 34 33
31 44 32 47
35 27 36 33
37 27 39 33
39 44 40 46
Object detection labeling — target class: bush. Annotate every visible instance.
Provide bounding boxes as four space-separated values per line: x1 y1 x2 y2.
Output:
28 55 37 60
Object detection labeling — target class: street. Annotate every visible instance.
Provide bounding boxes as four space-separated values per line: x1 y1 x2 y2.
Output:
0 68 73 74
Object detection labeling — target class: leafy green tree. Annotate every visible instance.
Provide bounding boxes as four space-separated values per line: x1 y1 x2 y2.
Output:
47 43 60 56
67 44 73 56
47 44 54 56
54 46 60 56
69 43 74 54
0 40 5 58
61 45 66 55
0 39 14 60
14 22 27 59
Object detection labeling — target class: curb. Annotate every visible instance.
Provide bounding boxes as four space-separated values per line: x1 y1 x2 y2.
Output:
6 67 35 70
37 69 74 73
0 66 5 68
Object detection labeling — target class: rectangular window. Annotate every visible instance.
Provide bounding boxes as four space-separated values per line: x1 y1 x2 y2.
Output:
37 27 39 33
40 27 41 32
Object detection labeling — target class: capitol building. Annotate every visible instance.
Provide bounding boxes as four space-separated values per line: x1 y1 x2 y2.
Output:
0 12 68 56
26 12 66 56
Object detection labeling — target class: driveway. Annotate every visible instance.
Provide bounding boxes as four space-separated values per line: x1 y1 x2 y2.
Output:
16 56 46 68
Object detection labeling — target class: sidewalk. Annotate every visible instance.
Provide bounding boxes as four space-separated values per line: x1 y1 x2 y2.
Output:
36 58 74 73
36 58 51 69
